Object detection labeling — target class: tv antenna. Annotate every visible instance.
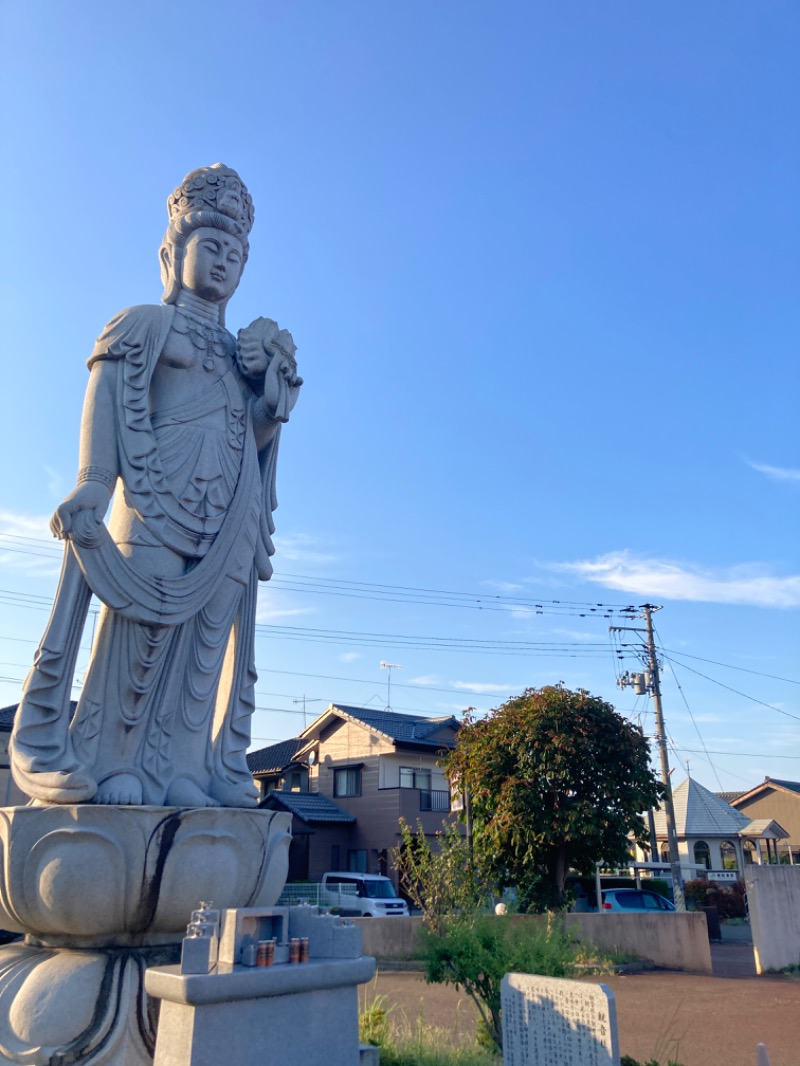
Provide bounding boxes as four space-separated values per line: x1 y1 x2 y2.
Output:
380 661 402 710
293 695 321 729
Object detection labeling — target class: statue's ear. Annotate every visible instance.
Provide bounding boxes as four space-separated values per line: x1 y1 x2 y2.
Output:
159 245 172 280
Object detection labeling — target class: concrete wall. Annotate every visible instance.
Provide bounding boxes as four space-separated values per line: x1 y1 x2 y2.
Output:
354 912 712 974
566 912 711 974
355 916 425 961
745 864 800 973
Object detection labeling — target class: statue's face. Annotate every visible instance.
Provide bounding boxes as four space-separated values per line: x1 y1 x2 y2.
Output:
181 226 244 303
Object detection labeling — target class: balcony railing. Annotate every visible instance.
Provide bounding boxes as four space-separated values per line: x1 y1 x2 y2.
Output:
419 789 451 812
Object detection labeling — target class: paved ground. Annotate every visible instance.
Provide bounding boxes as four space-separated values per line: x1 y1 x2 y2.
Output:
369 945 800 1066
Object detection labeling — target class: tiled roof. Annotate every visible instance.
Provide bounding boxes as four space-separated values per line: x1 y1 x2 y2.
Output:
762 778 800 796
716 790 746 805
261 791 355 824
652 777 750 838
247 738 304 774
0 702 78 731
326 705 459 749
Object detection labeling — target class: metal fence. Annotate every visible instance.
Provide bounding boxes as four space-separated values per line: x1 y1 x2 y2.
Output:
277 882 358 908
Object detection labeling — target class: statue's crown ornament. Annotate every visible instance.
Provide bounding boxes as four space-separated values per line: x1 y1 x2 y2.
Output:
167 164 254 239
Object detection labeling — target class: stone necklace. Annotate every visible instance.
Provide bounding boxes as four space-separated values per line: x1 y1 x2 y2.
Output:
174 299 237 373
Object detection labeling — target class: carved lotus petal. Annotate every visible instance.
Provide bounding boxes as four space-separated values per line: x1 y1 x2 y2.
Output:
0 806 291 944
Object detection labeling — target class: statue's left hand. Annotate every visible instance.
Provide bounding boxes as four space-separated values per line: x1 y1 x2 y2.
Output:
262 354 302 423
51 482 111 546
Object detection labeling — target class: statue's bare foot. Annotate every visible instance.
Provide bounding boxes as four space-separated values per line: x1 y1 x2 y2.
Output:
166 778 221 808
209 777 260 809
93 773 143 805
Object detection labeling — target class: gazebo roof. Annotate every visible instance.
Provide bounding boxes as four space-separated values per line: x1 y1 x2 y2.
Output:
652 776 750 838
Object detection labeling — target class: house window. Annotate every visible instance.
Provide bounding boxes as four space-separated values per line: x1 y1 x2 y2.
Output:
400 767 431 790
660 843 670 864
347 849 367 873
693 840 711 870
331 845 341 870
334 767 361 798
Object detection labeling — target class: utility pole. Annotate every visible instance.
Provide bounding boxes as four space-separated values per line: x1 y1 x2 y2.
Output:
613 605 686 912
642 604 686 912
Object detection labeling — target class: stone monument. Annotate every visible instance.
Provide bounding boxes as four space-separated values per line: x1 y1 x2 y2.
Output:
0 165 303 1065
501 972 620 1066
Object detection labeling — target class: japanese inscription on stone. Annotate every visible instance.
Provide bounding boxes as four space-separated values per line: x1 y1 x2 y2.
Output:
501 973 620 1066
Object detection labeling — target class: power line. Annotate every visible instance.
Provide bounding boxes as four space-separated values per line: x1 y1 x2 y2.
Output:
656 633 724 792
0 533 641 617
254 622 611 657
661 658 800 724
660 647 800 687
671 746 800 762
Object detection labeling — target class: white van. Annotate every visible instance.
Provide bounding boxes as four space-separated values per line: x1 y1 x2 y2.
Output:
320 872 409 917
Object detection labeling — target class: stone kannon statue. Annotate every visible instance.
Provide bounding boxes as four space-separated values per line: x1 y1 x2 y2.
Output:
10 164 302 808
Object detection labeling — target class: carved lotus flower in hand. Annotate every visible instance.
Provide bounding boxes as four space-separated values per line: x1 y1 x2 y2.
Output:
236 317 300 384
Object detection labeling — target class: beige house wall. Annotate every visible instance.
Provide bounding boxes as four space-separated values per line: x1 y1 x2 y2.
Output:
734 788 800 854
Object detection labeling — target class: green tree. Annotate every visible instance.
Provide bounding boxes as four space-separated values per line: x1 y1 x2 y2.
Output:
446 685 663 911
396 820 495 933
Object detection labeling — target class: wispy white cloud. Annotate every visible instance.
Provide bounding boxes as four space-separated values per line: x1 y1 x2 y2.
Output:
0 510 62 578
340 651 361 663
43 466 65 499
254 595 315 624
483 580 525 594
551 628 597 642
272 532 338 569
451 681 516 694
553 550 800 609
0 510 53 539
748 461 800 484
507 606 534 620
409 675 440 686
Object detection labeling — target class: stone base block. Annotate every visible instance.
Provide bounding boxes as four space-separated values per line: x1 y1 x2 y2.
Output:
147 957 376 1066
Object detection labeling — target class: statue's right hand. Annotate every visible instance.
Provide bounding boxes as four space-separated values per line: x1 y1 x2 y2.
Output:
50 483 111 542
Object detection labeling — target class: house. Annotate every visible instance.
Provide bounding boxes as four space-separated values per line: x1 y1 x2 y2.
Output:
634 776 789 882
0 705 30 806
248 703 462 886
726 778 800 864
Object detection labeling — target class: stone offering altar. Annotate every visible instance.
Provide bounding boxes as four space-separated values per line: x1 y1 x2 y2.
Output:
0 165 310 1065
147 907 375 1066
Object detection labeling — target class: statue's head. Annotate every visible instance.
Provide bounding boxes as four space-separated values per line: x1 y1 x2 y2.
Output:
159 164 254 315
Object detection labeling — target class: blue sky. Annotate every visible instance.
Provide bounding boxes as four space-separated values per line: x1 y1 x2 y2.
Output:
1 1 797 793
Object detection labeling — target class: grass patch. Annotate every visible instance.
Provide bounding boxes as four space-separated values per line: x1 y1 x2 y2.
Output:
360 992 497 1066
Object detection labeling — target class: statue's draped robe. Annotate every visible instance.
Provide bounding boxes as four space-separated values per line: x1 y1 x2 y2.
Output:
11 305 280 806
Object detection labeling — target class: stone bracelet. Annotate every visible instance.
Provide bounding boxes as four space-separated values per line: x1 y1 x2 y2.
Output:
77 466 116 489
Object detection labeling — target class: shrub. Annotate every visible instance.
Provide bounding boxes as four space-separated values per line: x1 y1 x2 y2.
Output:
418 914 586 1052
683 879 746 919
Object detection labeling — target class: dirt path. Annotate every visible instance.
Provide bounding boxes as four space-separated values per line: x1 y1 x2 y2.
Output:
368 968 800 1066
